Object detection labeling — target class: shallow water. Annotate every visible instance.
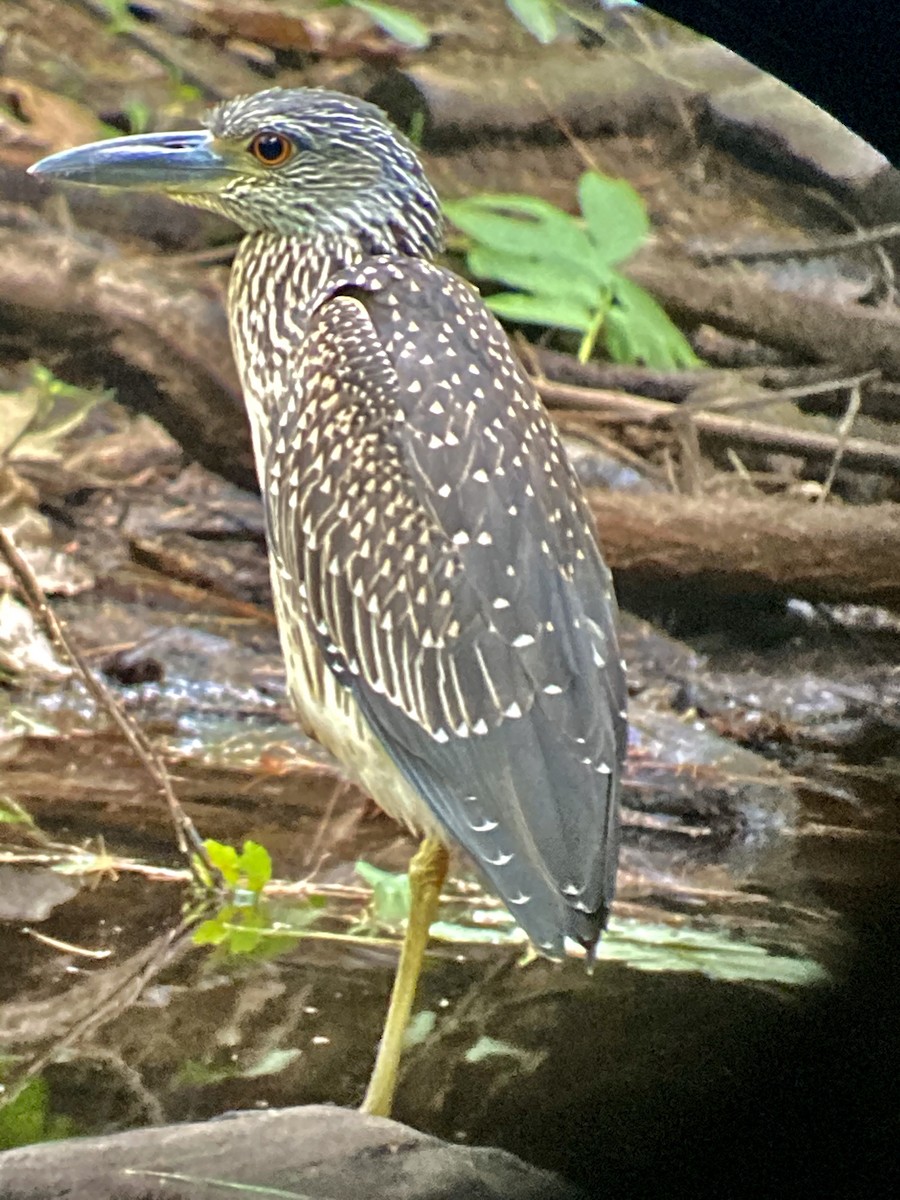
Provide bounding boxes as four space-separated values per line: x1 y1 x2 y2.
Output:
1 558 897 1194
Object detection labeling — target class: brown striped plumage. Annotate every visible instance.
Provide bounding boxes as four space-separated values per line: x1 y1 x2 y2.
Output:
30 87 627 960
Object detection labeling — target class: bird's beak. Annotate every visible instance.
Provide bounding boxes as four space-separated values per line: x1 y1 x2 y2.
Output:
28 129 228 193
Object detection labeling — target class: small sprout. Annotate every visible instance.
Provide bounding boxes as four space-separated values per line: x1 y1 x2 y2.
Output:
0 797 38 827
123 99 152 135
0 365 107 463
201 838 272 894
98 0 135 36
192 840 278 958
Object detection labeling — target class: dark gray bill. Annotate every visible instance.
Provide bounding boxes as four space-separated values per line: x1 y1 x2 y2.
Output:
28 130 227 192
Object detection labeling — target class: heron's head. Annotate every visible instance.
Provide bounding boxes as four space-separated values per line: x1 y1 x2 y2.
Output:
29 88 443 257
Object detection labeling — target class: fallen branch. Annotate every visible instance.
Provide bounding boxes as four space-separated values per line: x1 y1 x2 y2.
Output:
588 488 900 610
0 211 253 488
532 346 838 402
627 256 900 381
538 379 900 475
689 222 900 266
0 524 212 871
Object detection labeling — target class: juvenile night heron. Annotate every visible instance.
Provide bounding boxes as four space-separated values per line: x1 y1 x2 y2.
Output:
30 88 627 1116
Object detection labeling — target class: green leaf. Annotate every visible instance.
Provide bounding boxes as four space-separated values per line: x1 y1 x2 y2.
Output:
467 246 604 307
123 99 152 134
193 909 233 946
464 1035 542 1067
347 1 431 48
0 797 36 826
226 918 263 956
579 171 650 267
448 172 700 368
598 917 828 985
98 0 135 35
355 860 411 926
238 840 272 893
430 918 525 945
605 273 701 369
506 0 560 44
485 291 593 333
243 1048 303 1079
445 195 594 270
203 839 241 886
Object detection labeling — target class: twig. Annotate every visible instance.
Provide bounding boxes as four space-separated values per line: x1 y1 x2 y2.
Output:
23 929 112 958
534 347 876 409
0 525 212 875
523 78 602 174
536 378 900 475
556 415 671 484
681 369 880 415
162 244 237 269
690 222 900 266
817 384 863 503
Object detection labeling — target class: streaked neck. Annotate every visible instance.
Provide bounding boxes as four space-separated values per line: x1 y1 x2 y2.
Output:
229 231 363 468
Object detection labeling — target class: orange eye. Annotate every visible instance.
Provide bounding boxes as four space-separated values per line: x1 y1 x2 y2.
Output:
249 132 293 166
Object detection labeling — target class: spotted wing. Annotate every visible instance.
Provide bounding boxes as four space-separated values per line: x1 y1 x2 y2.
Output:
270 256 626 954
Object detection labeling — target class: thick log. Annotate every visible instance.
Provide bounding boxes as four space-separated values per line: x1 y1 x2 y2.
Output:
0 210 251 488
4 212 900 610
628 257 900 381
589 489 900 610
540 379 900 475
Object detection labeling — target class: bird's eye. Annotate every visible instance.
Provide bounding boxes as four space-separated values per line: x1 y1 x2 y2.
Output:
249 132 293 166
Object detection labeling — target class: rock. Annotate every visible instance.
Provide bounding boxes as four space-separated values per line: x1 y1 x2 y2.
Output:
0 1104 583 1200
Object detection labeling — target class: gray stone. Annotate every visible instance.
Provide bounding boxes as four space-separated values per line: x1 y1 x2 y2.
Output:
0 1104 584 1200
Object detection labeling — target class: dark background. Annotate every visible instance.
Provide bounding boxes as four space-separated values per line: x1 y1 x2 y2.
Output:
651 0 897 163
603 3 899 1195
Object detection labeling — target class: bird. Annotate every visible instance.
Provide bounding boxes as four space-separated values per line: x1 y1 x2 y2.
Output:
29 87 628 1117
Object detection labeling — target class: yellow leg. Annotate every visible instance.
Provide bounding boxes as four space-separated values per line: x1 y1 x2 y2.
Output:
361 835 448 1118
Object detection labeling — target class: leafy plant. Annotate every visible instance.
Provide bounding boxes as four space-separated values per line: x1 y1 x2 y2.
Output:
445 171 701 369
191 840 328 959
193 839 274 955
201 838 273 893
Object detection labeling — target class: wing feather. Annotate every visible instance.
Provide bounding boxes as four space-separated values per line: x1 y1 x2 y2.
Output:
268 256 626 953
